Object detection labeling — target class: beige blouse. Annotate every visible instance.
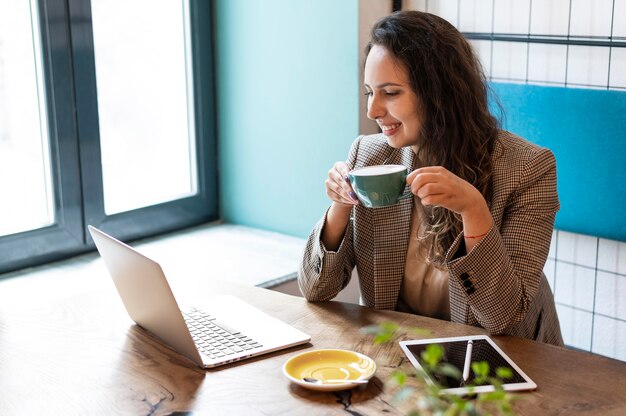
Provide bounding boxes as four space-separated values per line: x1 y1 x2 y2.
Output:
397 198 451 320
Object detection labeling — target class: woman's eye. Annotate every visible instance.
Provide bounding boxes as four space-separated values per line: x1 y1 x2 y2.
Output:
364 90 398 97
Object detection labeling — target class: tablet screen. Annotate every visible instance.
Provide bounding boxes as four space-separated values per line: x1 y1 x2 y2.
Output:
399 335 536 394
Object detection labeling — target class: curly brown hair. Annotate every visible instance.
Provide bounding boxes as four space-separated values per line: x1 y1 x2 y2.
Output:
366 11 500 263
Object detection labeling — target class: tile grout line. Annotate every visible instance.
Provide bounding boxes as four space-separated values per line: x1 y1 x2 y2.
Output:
548 257 626 278
555 302 626 324
589 237 600 353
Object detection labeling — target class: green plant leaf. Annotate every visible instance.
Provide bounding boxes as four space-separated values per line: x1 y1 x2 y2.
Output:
374 332 394 344
422 344 445 369
439 363 462 380
380 322 400 332
479 390 506 402
471 361 490 378
496 367 513 380
362 322 400 344
390 370 407 386
499 401 514 416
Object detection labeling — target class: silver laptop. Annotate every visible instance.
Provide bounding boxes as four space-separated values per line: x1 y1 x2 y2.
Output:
88 225 310 368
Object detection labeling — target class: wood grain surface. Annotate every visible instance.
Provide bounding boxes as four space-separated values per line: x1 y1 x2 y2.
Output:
0 276 624 416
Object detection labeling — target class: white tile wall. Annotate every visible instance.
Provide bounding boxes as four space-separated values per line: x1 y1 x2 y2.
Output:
530 0 570 36
458 0 493 33
425 0 459 27
491 41 528 80
598 237 626 274
556 230 598 268
557 304 593 350
566 46 611 87
402 0 427 13
555 262 596 312
527 43 567 83
592 315 626 361
493 0 531 35
552 231 626 362
614 0 626 38
594 271 626 321
609 48 626 89
469 39 492 77
569 0 614 38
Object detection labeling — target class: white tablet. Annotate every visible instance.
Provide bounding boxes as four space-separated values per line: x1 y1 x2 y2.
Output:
399 335 537 395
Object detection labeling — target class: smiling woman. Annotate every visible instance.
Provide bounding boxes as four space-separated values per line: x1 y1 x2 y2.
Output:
299 10 563 347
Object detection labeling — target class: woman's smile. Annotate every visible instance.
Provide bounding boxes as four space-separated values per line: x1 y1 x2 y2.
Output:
379 122 401 136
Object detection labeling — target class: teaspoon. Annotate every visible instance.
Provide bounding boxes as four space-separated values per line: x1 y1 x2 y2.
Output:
302 377 368 385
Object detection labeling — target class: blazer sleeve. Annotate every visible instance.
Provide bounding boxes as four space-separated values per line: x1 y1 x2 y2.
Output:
444 147 559 334
297 137 363 301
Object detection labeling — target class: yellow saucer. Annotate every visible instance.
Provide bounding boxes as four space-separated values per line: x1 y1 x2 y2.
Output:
283 349 376 391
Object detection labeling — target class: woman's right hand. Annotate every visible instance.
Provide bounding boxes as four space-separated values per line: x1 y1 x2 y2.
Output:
325 162 359 206
322 162 358 251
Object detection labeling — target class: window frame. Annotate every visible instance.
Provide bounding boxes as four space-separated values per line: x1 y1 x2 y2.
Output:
0 0 218 275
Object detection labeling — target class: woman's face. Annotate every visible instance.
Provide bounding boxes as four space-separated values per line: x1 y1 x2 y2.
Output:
364 45 423 150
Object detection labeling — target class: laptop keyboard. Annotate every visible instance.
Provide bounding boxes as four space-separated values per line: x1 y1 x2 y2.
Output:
182 308 263 359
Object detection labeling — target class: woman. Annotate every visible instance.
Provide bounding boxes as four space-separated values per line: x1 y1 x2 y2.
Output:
298 11 563 346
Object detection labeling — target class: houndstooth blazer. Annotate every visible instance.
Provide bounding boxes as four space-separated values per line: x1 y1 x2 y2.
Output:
298 131 564 346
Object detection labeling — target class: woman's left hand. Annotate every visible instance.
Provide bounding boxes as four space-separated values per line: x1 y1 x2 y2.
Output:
406 166 493 247
406 166 483 215
406 166 493 252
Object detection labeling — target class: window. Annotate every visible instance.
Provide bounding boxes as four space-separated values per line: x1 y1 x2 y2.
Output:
0 0 54 237
0 0 217 274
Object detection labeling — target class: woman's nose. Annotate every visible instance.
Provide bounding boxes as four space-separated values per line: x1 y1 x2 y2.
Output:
366 94 385 120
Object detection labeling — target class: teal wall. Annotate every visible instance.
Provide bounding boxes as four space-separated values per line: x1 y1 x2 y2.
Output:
492 83 626 242
215 0 359 238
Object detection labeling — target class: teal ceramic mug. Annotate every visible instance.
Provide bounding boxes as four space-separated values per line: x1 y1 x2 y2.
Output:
348 164 412 208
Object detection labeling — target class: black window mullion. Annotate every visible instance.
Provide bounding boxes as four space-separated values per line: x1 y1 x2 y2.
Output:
66 0 105 234
66 0 218 244
188 0 219 226
0 0 84 275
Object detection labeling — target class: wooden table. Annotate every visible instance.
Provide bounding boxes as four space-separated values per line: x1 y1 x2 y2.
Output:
0 272 625 415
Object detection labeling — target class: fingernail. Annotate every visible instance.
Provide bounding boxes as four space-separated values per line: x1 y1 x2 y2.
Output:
344 175 350 183
349 191 358 201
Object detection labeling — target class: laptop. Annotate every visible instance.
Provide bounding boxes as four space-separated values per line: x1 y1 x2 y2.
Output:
88 225 311 368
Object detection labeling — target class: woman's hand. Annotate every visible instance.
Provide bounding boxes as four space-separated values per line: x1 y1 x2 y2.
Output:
321 162 359 252
406 166 482 215
325 162 359 206
406 166 493 247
